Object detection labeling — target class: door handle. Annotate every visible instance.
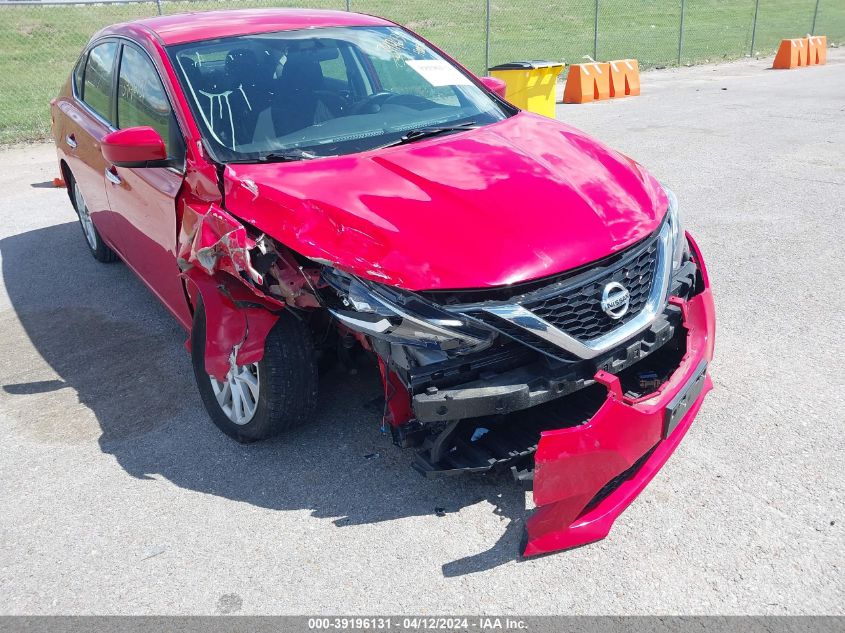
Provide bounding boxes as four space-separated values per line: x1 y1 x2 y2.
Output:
65 134 77 149
104 167 121 185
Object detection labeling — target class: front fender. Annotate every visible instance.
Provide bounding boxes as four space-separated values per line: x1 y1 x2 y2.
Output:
182 267 280 382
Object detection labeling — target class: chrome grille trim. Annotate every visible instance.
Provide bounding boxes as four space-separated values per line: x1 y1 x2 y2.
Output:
469 222 672 360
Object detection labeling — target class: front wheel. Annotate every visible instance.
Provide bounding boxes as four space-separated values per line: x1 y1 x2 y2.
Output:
191 299 318 442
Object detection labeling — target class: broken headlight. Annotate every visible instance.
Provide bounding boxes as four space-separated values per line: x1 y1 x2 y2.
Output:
663 185 688 271
322 269 494 354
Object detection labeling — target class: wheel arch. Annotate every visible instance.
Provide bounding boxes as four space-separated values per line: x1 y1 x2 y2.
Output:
182 267 281 382
59 159 75 206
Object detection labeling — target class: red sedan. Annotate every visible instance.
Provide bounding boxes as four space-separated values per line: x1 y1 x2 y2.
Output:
51 9 715 556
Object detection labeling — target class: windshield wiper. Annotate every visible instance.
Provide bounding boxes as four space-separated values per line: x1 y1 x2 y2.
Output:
378 121 478 149
226 149 318 165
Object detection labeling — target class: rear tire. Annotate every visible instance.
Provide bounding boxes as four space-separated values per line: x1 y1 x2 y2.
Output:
68 173 118 263
191 299 318 442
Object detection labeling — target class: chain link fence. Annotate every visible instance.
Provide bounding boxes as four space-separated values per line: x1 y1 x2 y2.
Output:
2 0 844 144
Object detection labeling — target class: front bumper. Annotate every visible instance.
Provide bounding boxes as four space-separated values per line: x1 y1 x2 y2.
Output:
524 234 715 556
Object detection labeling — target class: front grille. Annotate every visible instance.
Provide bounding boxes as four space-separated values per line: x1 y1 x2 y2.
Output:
466 234 661 352
470 311 576 361
522 237 658 341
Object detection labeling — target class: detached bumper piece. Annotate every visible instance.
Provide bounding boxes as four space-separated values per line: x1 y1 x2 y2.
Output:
524 286 715 556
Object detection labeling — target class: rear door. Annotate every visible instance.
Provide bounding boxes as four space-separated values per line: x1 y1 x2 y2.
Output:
60 41 119 244
104 41 191 327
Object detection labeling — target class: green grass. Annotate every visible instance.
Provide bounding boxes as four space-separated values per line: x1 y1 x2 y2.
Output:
1 0 844 144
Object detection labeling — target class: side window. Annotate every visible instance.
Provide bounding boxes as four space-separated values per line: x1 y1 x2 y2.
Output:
73 53 87 97
344 47 373 97
116 45 180 159
319 50 347 84
82 42 118 121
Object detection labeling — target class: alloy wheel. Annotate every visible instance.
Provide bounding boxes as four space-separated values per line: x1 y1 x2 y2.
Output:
73 182 97 250
209 363 260 425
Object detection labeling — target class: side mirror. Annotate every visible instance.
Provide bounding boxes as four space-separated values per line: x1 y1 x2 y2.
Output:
480 76 508 100
102 126 170 168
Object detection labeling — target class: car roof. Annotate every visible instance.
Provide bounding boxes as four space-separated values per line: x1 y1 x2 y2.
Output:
124 8 394 46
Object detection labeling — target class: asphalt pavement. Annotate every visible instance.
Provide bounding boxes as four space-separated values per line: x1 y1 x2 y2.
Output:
0 51 843 614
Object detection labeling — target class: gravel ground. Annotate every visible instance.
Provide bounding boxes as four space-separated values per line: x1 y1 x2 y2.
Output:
0 51 843 615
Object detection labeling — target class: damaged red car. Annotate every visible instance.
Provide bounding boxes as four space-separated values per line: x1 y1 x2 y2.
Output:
52 9 715 556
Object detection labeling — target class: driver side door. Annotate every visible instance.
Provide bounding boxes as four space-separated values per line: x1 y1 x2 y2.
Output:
104 42 192 328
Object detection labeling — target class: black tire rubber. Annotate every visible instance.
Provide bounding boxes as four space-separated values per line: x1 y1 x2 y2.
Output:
68 173 118 263
191 298 319 442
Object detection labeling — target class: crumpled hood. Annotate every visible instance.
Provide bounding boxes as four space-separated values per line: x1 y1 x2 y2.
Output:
223 112 668 291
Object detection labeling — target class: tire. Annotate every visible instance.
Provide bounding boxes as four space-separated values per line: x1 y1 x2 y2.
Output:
68 173 118 263
191 298 318 442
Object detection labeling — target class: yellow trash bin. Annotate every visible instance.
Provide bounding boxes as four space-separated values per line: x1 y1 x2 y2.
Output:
488 60 565 118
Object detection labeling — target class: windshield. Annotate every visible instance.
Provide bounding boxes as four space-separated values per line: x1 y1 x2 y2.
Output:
168 26 513 163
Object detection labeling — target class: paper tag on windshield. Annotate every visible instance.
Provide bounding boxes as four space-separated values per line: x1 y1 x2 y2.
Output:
406 59 472 87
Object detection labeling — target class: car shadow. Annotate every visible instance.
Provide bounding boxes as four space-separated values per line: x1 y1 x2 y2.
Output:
0 221 528 576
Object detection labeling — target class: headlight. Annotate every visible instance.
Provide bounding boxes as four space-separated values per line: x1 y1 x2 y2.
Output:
663 185 687 272
322 269 494 354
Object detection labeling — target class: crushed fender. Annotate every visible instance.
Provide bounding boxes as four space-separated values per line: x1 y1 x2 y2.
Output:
178 203 322 309
182 267 280 381
178 203 264 285
177 203 323 380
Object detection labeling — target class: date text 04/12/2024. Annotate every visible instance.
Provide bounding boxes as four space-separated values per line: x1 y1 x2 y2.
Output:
307 617 529 630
